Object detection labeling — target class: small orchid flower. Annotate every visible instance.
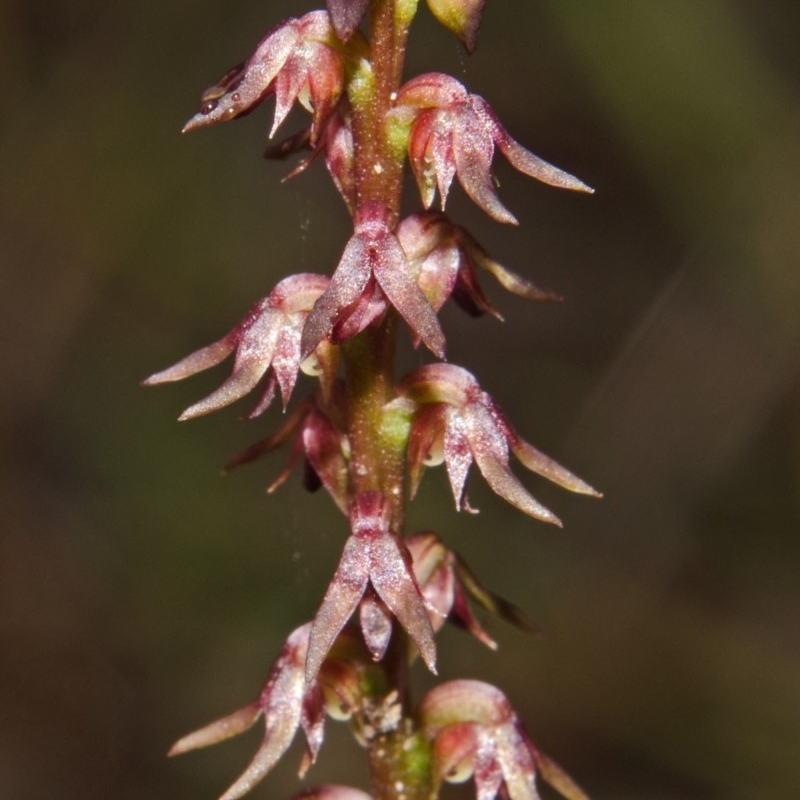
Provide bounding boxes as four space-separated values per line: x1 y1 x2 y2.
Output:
143 274 334 419
407 532 539 650
169 624 326 800
224 387 351 514
394 73 592 224
420 680 589 800
397 211 561 321
306 492 437 681
327 0 484 52
396 364 600 525
183 11 360 144
301 202 446 360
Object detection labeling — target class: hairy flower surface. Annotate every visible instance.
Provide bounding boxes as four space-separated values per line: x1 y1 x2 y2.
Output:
396 364 600 524
420 680 589 800
398 211 560 321
301 202 446 359
183 11 358 144
169 624 325 800
306 491 437 681
143 274 332 419
394 73 592 224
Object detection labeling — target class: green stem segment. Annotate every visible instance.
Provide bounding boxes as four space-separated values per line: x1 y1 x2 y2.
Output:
343 3 433 800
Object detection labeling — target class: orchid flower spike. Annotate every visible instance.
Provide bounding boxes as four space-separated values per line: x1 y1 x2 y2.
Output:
394 73 593 224
143 274 334 419
396 364 600 525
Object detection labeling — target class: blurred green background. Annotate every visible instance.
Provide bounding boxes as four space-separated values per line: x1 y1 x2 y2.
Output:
2 1 800 798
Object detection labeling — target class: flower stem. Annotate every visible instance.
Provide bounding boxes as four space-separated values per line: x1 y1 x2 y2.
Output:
342 316 406 528
342 4 433 799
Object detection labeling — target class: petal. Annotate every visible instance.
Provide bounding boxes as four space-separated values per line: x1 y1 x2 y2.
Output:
301 234 372 358
457 227 562 301
183 21 300 133
142 336 235 386
406 532 455 634
472 96 593 194
300 682 327 775
465 404 562 525
359 591 394 662
303 409 351 514
417 242 460 312
426 0 486 53
168 701 261 756
220 626 315 797
451 257 503 319
443 407 474 510
472 448 561 525
453 105 517 224
420 680 512 732
407 404 447 498
179 308 282 420
451 579 498 650
272 57 309 137
368 530 438 673
272 321 303 408
307 46 346 142
431 722 479 785
509 434 601 498
454 555 540 636
247 371 279 419
327 0 371 41
330 277 387 343
495 723 540 800
473 732 504 800
223 399 311 472
306 534 370 681
371 230 446 358
536 752 590 800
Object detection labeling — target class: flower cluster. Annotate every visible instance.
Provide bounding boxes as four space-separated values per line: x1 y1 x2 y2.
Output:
395 364 599 524
301 201 447 359
394 73 592 224
183 11 360 144
398 211 561 321
407 531 539 650
143 273 335 418
306 491 436 679
420 680 589 800
168 542 570 800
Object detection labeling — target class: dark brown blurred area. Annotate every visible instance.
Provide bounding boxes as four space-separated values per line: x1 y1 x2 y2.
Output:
2 1 800 798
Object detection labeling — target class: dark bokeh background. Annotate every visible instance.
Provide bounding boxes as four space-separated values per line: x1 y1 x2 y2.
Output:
2 1 800 798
